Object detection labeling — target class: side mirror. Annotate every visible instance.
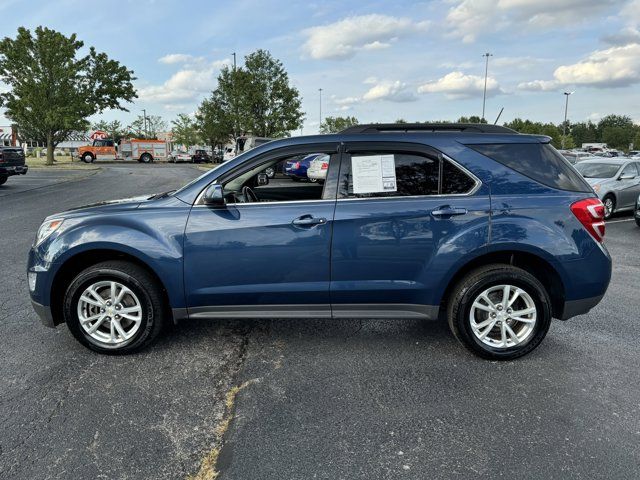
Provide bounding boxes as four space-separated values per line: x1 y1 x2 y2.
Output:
257 173 269 186
202 184 225 206
619 173 635 180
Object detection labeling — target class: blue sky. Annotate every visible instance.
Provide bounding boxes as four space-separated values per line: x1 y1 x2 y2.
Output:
1 0 640 133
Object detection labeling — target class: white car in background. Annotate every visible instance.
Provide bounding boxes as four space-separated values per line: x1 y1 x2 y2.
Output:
168 150 192 163
306 154 330 182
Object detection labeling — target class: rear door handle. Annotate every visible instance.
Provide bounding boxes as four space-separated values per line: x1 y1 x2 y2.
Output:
292 215 327 227
431 206 468 218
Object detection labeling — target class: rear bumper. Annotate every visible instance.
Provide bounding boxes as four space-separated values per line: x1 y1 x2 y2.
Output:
558 294 605 320
0 165 28 176
31 300 55 328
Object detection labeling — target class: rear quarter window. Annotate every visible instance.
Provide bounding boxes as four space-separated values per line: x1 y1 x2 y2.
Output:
468 143 592 192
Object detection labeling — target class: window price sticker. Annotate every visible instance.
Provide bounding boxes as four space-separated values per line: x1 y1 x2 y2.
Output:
352 154 397 194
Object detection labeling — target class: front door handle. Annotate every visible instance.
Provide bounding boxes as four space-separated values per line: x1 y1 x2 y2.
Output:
292 215 327 227
431 206 468 218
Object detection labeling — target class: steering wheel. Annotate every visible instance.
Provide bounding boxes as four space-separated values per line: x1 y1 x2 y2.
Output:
241 185 259 203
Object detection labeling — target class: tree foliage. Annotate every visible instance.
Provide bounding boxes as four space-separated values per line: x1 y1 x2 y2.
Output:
127 115 167 139
92 120 127 143
171 114 199 149
320 116 359 134
195 49 304 144
0 26 136 164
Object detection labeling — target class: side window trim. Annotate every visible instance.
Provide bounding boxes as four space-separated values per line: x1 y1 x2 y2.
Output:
337 142 481 200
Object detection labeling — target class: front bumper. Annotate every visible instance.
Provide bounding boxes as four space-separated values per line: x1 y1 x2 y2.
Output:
0 165 28 176
31 299 55 328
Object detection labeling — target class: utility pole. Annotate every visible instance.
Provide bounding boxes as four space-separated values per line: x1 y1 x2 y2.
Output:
142 109 147 138
562 91 574 149
318 88 323 133
481 52 493 122
231 52 237 148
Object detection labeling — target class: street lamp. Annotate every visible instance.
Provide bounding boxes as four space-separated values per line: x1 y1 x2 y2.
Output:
562 91 574 149
481 52 493 122
318 88 323 133
142 109 147 138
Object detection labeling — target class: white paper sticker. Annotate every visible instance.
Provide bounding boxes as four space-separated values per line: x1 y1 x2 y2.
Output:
352 155 397 194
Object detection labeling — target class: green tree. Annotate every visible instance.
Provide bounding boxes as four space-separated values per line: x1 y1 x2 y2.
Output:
196 93 234 154
395 118 408 124
127 115 167 139
569 121 598 148
602 126 634 151
235 50 304 137
558 134 575 149
320 116 359 134
92 120 127 143
457 116 487 124
0 27 136 165
633 132 640 150
171 114 199 149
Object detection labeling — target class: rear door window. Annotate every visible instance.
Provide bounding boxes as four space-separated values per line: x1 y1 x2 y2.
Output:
338 151 477 198
468 143 592 192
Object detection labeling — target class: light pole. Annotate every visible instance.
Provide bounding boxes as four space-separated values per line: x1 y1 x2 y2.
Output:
562 91 574 149
142 109 147 138
481 52 493 122
318 88 323 133
231 52 237 146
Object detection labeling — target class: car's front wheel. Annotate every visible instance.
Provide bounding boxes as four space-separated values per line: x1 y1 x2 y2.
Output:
603 194 615 219
64 261 166 354
0 175 7 186
447 264 552 360
82 153 94 163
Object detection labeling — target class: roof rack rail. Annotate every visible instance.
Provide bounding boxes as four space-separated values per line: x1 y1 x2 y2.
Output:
339 123 517 135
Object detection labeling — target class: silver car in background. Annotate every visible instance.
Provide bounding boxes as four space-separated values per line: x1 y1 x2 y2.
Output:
306 154 331 183
574 158 640 218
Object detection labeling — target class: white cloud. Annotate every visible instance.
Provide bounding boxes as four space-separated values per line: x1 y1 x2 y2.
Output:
362 80 417 102
158 53 200 65
446 0 623 42
418 71 502 99
602 27 640 46
138 58 230 103
554 43 640 87
517 79 559 91
302 14 429 60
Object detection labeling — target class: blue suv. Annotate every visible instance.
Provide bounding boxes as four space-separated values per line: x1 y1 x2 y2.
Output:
28 124 611 359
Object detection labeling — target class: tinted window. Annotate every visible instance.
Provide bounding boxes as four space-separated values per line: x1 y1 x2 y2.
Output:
469 143 591 192
620 163 638 177
575 162 621 179
340 152 476 198
442 160 476 194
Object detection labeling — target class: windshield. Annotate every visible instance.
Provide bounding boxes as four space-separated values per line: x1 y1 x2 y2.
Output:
575 162 621 178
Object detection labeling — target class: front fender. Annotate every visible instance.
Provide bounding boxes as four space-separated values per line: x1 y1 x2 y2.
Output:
33 206 189 309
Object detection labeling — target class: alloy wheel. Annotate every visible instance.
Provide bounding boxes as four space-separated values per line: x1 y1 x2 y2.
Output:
469 284 537 349
77 280 143 346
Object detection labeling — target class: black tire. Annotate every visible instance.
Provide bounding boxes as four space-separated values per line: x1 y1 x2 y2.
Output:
291 176 300 182
635 216 640 227
82 153 94 163
0 175 7 186
140 153 153 163
64 260 166 354
447 264 552 360
603 194 615 219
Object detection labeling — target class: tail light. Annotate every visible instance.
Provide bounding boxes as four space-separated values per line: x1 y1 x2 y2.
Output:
293 162 300 169
321 162 329 170
571 198 605 242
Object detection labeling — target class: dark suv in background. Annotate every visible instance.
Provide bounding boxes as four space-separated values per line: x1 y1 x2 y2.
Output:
191 149 211 163
28 124 611 360
0 145 28 185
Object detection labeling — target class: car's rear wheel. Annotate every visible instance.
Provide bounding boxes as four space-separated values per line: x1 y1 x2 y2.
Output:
603 194 615 219
64 261 166 354
82 153 94 163
447 264 552 360
0 175 7 186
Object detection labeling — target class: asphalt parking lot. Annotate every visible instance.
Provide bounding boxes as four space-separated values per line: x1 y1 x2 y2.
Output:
1 164 639 480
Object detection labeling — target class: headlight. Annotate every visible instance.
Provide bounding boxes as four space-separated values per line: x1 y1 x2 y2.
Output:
35 219 64 245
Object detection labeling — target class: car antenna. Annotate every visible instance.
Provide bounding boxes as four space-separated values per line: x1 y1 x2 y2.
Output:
494 107 504 125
